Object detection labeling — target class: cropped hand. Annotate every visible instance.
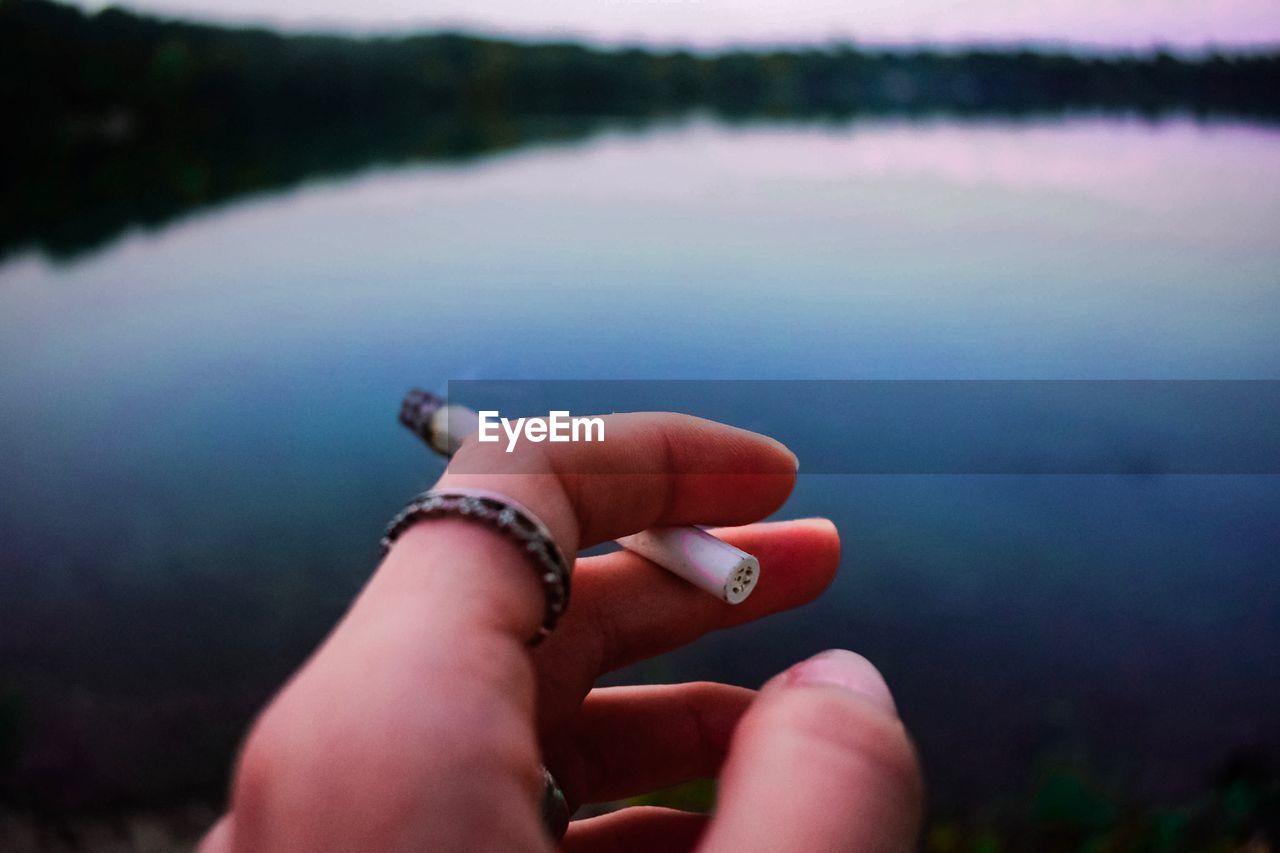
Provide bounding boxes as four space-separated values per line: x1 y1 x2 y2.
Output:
200 413 922 852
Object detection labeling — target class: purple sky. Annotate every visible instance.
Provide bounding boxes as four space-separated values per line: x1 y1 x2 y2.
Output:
76 0 1280 49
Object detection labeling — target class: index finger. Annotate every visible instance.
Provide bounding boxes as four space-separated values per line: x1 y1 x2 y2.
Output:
438 412 799 555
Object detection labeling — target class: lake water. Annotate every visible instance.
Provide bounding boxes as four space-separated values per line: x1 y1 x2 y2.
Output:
1 117 1278 824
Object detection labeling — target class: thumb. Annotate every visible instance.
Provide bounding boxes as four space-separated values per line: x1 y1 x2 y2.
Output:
698 650 923 853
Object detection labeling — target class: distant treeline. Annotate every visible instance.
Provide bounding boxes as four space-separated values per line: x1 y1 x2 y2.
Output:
2 0 1279 261
5 0 1279 135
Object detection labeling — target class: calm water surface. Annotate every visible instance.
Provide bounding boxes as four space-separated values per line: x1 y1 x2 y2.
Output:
1 118 1277 812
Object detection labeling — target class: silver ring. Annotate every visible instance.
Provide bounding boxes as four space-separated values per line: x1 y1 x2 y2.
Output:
381 488 572 642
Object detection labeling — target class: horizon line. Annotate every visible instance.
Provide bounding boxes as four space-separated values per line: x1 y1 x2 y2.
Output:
69 0 1280 59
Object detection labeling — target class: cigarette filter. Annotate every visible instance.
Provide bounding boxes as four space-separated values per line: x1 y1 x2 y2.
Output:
615 527 760 604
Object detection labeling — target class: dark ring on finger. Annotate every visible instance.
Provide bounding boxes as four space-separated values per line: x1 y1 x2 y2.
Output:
381 488 572 643
540 764 570 840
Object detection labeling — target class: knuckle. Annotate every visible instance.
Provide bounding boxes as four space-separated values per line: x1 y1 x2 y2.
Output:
674 683 723 762
586 595 629 672
678 681 752 736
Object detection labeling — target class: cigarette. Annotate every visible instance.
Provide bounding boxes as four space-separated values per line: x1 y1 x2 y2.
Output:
399 389 760 604
400 393 479 457
614 527 760 604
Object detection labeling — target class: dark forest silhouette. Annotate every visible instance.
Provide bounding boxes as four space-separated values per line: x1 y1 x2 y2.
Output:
3 0 1279 260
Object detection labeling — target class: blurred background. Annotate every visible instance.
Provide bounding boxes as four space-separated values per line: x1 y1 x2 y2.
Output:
1 0 1278 850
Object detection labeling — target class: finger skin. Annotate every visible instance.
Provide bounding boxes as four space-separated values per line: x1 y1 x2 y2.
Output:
197 816 231 853
205 414 799 853
698 652 924 853
545 683 754 808
441 412 798 555
535 519 840 728
216 524 553 853
563 807 707 853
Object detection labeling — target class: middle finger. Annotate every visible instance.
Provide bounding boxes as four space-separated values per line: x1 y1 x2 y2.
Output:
533 518 841 729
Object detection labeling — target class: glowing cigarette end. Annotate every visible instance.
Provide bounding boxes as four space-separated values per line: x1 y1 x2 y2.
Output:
399 390 479 456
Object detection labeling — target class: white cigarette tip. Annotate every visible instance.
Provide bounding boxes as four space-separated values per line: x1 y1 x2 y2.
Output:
616 527 760 605
724 555 760 604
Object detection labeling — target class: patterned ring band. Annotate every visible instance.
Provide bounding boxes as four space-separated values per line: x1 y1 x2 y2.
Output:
380 488 572 642
540 764 571 839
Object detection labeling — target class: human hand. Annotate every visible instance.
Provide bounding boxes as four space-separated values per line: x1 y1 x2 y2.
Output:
200 413 922 852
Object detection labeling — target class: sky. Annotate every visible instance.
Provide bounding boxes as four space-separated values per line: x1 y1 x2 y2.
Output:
75 0 1280 50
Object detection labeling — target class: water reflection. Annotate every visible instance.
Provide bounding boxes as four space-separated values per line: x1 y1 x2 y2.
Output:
1 113 631 262
6 108 1278 266
0 117 1277 840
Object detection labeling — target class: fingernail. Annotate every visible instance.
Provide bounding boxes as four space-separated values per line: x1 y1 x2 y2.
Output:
787 649 897 714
